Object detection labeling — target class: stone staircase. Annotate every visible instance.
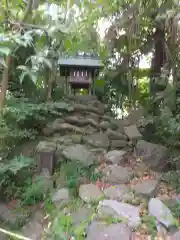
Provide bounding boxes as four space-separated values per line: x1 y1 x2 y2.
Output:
0 95 179 240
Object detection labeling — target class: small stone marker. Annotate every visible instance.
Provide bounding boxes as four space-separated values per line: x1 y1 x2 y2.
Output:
36 141 56 176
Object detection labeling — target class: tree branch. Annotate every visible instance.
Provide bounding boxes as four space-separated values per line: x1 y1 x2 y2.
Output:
8 20 47 31
22 0 33 22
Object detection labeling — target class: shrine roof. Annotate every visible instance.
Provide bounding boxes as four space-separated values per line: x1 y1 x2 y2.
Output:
58 55 103 68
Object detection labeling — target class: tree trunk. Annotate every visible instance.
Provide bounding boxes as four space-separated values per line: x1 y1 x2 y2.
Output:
47 61 56 101
0 56 12 109
150 27 167 84
149 26 167 114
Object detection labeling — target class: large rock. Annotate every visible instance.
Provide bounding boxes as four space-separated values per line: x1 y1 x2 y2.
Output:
53 101 74 112
49 134 83 146
104 150 127 164
74 103 104 115
125 108 144 125
46 135 73 146
86 112 100 122
135 140 169 170
86 221 133 240
112 119 131 131
103 184 134 202
79 184 104 203
70 95 97 104
110 140 128 149
98 200 141 228
106 128 128 140
43 122 63 136
170 229 180 239
148 198 176 230
124 125 142 141
89 101 105 114
71 207 93 226
85 133 109 150
51 119 65 129
52 120 85 134
99 121 117 130
65 115 99 128
62 144 96 166
22 210 45 240
90 148 107 164
103 165 133 184
51 188 71 208
134 179 159 197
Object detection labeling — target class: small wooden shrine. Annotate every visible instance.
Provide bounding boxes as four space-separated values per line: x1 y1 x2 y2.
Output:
58 52 103 95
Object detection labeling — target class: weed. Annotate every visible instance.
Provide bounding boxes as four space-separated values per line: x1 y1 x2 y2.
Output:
60 161 103 198
141 215 157 238
170 202 180 225
21 175 50 205
104 216 123 225
161 170 180 194
0 155 35 200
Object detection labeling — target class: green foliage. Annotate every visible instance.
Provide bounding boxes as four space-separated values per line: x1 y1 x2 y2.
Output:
0 97 73 157
52 87 66 101
50 213 73 239
137 77 149 108
59 161 103 197
21 175 47 205
50 202 93 239
161 171 180 194
141 215 157 238
151 107 180 147
0 155 35 200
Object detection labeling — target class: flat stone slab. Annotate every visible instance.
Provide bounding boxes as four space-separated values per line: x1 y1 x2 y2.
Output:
99 121 117 130
135 140 169 170
103 185 134 202
169 229 180 239
98 200 141 228
86 221 133 240
79 184 104 203
71 207 93 226
85 133 109 150
21 210 44 240
124 124 142 141
62 144 95 166
134 179 159 197
106 128 128 140
148 198 176 230
110 140 128 149
103 165 133 184
104 150 127 164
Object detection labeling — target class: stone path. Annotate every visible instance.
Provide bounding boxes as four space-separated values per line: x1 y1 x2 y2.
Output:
0 96 179 239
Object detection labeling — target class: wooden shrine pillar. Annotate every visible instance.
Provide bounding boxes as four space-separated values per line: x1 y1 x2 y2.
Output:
91 71 95 96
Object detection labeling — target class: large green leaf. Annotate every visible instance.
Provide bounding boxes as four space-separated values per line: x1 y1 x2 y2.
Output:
42 58 52 69
48 24 69 36
17 65 38 84
0 46 11 56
